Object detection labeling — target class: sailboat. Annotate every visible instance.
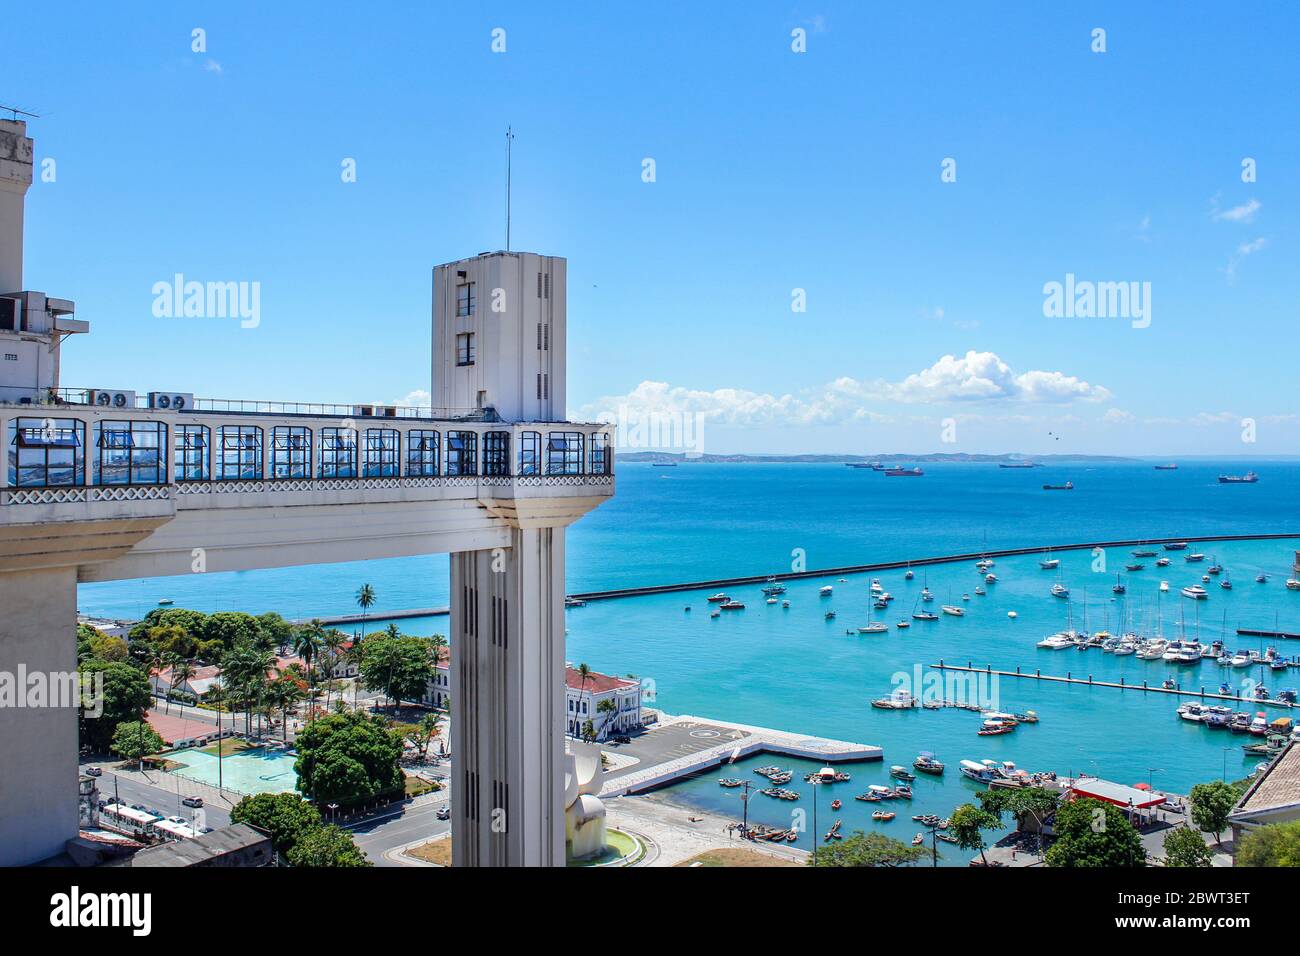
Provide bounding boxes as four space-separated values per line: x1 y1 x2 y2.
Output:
858 601 888 634
1039 548 1059 570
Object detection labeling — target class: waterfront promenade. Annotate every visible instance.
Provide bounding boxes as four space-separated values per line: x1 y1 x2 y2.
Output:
598 714 881 798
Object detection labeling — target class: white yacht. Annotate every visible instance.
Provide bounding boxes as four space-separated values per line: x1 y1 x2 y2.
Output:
1181 584 1209 600
870 579 884 594
857 622 889 634
820 585 833 596
941 605 965 617
920 587 934 602
1050 583 1069 598
1178 703 1205 722
1138 639 1169 660
1231 651 1253 668
1037 633 1074 650
1159 580 1170 592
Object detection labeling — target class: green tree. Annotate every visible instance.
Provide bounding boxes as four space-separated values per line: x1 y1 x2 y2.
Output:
293 621 326 709
1189 780 1237 846
80 660 152 752
978 785 1061 833
256 612 294 651
1045 798 1147 868
294 710 404 807
357 632 435 712
203 611 265 652
595 698 618 740
110 720 164 769
355 583 376 633
286 824 371 867
404 713 442 760
572 662 592 739
949 803 1002 865
1162 827 1213 867
265 675 306 744
808 830 926 867
230 792 322 856
88 632 130 663
1236 820 1300 867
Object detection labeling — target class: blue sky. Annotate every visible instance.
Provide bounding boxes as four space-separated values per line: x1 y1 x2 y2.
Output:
12 2 1298 455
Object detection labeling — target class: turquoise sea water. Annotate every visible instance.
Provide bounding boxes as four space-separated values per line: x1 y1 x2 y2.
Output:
81 460 1300 851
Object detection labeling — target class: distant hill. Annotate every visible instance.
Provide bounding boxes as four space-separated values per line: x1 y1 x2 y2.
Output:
618 452 1137 464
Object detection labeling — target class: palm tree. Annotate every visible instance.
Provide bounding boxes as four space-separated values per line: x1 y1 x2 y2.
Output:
171 658 196 719
349 636 366 712
573 663 592 739
264 678 303 744
321 628 349 712
161 651 181 714
355 582 376 636
595 697 617 741
292 621 326 716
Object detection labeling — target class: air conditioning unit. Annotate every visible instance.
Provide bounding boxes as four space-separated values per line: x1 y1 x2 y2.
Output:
87 389 137 409
354 404 398 418
148 391 195 411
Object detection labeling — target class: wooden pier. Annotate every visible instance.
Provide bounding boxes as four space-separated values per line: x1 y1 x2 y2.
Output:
931 661 1296 709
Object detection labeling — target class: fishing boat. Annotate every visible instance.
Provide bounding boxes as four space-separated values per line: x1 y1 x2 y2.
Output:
1042 481 1074 490
719 778 743 787
1181 585 1208 600
1132 548 1158 558
1125 562 1144 572
890 765 917 781
762 583 787 596
913 753 944 775
942 605 965 617
978 720 1015 736
1013 710 1040 723
1185 553 1206 563
872 811 896 821
706 593 730 603
1249 713 1269 735
1218 472 1259 483
959 759 999 782
872 691 917 709
720 600 745 610
1164 541 1189 551
1051 583 1070 599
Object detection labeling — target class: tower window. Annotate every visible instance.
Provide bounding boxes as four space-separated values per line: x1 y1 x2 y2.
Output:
457 332 476 367
456 282 477 317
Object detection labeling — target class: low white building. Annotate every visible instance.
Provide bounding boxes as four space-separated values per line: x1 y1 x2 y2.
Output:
565 666 642 740
423 646 452 709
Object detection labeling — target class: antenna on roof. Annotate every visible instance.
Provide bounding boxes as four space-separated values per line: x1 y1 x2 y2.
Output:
505 126 515 252
0 105 40 121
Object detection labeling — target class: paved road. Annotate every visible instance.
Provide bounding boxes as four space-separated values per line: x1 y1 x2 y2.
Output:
348 794 451 865
600 721 752 783
87 765 233 831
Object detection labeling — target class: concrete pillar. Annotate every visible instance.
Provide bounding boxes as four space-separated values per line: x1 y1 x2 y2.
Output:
0 565 80 865
450 526 566 866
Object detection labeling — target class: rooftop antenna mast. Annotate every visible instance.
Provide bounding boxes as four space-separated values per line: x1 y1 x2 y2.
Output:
0 104 40 121
505 126 515 251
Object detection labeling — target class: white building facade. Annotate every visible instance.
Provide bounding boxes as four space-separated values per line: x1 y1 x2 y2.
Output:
565 666 642 740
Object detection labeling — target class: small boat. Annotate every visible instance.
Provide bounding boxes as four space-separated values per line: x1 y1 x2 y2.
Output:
890 765 917 781
874 598 889 609
1040 558 1060 570
1042 481 1074 490
1181 585 1208 600
720 600 745 610
1286 579 1300 591
1202 574 1211 583
766 597 778 605
985 573 997 584
872 811 896 821
1156 557 1171 567
830 799 842 810
912 833 924 846
870 579 884 594
718 778 743 788
1231 651 1252 668
912 610 939 621
761 580 787 595
857 622 889 634
710 610 720 618
941 605 965 617
1178 702 1205 722
1159 580 1170 592
1249 713 1269 735
904 569 914 580
1112 574 1126 595
706 593 730 603
1207 563 1223 576
896 620 911 629
1132 548 1158 558
974 586 986 595
1164 541 1188 550
962 593 971 602
1218 472 1259 484
1013 710 1039 723
1154 463 1178 470
1256 573 1268 583
1185 553 1206 563
959 760 999 782
1125 563 1144 572
913 753 944 775
1037 633 1074 650
157 598 174 606
1220 577 1233 590
782 600 790 608
824 610 836 620
1051 583 1070 599
920 587 934 603
819 585 833 596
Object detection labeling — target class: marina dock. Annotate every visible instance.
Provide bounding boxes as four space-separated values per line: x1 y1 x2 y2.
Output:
931 661 1296 709
1238 628 1300 641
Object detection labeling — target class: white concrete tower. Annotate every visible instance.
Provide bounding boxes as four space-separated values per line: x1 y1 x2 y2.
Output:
432 252 566 421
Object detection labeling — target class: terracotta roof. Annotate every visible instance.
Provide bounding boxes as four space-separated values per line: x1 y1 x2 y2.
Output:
1232 741 1300 818
565 666 638 693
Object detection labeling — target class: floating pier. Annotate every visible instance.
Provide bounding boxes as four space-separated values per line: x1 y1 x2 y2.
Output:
930 661 1296 709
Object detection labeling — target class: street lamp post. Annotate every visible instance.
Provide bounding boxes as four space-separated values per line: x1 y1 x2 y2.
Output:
811 778 819 866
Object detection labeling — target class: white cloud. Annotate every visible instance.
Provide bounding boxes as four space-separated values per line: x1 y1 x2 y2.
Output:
1226 236 1267 279
575 351 1111 428
1213 198 1260 223
1102 408 1136 425
204 59 223 74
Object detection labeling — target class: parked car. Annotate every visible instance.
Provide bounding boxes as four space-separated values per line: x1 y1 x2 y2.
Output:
612 735 631 744
85 766 102 777
181 796 204 808
436 805 451 820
